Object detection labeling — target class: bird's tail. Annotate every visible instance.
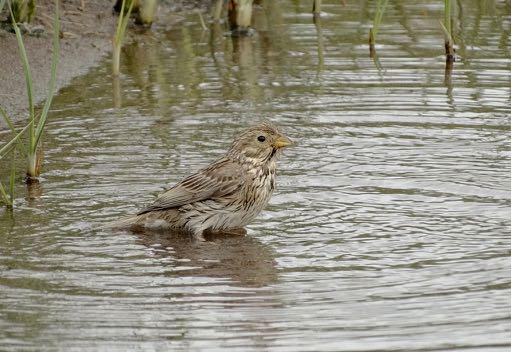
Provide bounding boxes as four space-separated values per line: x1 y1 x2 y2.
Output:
101 214 143 230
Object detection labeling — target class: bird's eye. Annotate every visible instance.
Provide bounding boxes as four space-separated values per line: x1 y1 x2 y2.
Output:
257 135 266 142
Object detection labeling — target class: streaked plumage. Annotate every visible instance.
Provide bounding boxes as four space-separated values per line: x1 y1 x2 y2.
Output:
107 123 293 238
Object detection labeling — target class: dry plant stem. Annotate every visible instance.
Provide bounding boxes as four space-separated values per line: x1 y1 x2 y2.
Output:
236 0 252 28
369 28 375 57
228 0 253 33
445 41 455 62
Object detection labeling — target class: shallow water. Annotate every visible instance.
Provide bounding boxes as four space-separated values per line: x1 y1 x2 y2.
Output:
1 0 511 350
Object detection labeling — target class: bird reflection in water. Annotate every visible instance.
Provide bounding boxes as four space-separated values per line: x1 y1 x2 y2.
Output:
134 229 279 288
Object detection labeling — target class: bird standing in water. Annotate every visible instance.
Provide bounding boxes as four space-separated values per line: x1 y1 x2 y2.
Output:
108 123 293 238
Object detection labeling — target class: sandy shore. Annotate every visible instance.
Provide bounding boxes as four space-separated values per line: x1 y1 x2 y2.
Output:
0 0 210 127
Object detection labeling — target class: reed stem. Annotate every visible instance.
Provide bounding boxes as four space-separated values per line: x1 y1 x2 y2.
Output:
112 0 134 76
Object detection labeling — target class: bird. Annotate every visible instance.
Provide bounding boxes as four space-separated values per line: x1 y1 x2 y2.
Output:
106 123 293 239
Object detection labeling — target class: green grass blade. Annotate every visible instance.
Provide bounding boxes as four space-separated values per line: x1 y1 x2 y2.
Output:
0 180 10 206
9 4 36 149
115 0 127 38
9 155 15 204
0 148 15 207
0 105 17 134
439 20 453 44
444 0 451 37
119 2 134 39
0 105 28 155
372 0 389 39
0 123 31 159
115 0 134 44
33 0 60 150
113 0 134 75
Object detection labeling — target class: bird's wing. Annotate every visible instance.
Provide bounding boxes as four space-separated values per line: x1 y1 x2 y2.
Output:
137 158 244 215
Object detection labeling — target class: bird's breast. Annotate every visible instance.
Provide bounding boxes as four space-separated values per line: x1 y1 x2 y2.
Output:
242 167 275 211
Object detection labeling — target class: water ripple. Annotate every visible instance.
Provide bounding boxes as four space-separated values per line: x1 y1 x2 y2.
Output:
2 0 511 351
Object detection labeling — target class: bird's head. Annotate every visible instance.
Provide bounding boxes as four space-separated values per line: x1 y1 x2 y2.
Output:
227 123 293 166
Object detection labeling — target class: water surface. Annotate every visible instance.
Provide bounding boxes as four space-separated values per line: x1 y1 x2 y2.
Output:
1 1 511 350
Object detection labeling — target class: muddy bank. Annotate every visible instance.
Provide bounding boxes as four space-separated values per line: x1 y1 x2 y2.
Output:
0 0 211 127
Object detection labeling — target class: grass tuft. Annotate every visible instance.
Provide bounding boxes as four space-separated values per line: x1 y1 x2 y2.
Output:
0 0 60 206
8 0 60 179
8 0 35 24
112 0 135 76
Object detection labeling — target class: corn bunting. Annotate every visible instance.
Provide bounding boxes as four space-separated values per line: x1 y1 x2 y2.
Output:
107 123 293 238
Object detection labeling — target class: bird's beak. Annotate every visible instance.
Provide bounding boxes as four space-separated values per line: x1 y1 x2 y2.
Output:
273 134 294 149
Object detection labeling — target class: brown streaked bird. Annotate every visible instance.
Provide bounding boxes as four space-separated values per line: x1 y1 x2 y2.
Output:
107 123 293 238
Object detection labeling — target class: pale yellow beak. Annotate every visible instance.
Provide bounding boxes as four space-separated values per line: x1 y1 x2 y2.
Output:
273 134 294 149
